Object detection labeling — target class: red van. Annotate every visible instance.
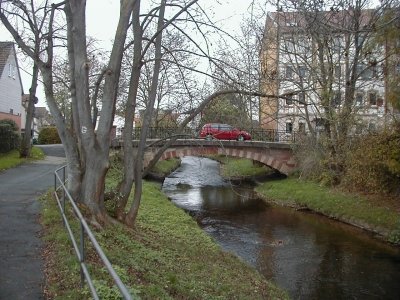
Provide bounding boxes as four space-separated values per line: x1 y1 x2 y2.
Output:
199 123 251 141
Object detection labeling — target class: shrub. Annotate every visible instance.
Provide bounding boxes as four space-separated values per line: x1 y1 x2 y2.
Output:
0 119 20 153
0 119 18 131
38 126 61 144
343 127 400 195
292 134 327 181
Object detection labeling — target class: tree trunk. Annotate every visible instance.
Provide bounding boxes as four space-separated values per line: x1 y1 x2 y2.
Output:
20 62 39 158
65 0 134 222
81 151 109 222
125 0 166 227
116 0 142 221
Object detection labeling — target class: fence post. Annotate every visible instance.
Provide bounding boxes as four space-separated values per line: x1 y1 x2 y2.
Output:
80 221 85 287
62 167 66 227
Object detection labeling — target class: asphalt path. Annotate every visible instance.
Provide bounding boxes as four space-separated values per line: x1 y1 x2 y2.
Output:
0 144 65 300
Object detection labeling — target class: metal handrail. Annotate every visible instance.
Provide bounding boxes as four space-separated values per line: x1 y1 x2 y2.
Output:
129 126 299 143
54 165 133 300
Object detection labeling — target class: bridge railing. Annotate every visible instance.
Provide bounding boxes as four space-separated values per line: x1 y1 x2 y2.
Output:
246 129 298 143
132 127 196 140
130 127 298 143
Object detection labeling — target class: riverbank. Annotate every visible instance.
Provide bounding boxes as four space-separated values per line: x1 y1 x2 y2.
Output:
205 154 277 183
255 179 400 245
40 159 288 299
213 156 400 245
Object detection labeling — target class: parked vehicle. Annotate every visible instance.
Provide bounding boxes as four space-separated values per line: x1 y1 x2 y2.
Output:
199 123 251 141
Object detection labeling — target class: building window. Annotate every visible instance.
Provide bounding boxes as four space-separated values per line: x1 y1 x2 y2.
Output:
285 93 293 106
315 118 326 131
355 124 363 134
298 92 306 104
335 65 341 79
283 37 295 52
368 92 377 106
368 122 376 131
285 66 293 79
8 63 16 79
9 108 14 114
298 122 306 133
357 64 375 80
286 122 293 133
296 37 310 53
332 91 341 107
355 92 363 106
356 34 365 48
298 66 307 79
286 21 298 27
332 36 342 53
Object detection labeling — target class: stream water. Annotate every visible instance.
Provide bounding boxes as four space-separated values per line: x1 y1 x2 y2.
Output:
162 156 400 299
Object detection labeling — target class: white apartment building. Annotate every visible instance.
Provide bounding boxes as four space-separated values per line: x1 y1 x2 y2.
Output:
260 9 399 135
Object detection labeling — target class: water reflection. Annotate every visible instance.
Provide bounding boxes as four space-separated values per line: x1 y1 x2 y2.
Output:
162 156 400 299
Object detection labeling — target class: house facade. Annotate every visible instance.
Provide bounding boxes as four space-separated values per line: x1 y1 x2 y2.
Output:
260 9 399 134
0 41 24 131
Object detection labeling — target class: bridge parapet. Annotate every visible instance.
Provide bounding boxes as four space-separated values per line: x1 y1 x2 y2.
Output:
137 139 296 175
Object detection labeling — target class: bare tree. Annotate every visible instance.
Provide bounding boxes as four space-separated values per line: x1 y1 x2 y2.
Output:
1 0 285 227
1 0 135 224
0 1 53 157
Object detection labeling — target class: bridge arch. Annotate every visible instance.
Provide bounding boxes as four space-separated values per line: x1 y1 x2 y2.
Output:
142 141 296 175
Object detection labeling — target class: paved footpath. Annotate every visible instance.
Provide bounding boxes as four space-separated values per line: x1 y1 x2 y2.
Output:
0 145 65 300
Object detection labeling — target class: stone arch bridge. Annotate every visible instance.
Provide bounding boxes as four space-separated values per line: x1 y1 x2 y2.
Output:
130 139 296 175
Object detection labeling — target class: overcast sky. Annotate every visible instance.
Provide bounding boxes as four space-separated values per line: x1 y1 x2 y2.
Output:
0 0 270 107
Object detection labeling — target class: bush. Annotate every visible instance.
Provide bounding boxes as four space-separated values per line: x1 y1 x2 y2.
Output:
292 134 327 181
0 119 18 131
0 119 20 153
343 127 400 195
38 126 61 144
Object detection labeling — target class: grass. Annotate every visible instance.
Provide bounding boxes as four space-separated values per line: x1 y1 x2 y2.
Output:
207 155 273 179
212 156 400 244
149 158 181 176
256 178 400 244
0 147 45 171
41 161 288 299
39 153 400 299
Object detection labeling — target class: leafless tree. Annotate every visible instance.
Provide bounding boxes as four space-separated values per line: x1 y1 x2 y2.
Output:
1 0 134 224
0 1 58 157
1 0 285 227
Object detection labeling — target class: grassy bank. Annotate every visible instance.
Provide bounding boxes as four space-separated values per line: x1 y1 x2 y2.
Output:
256 178 400 244
206 155 274 179
41 161 288 299
0 147 44 171
148 158 181 177
211 156 400 245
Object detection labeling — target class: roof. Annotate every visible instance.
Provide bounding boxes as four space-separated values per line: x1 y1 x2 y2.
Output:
0 41 24 94
34 107 49 118
266 9 376 34
0 41 14 77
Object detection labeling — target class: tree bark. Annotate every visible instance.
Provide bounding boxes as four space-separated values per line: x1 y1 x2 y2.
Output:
20 62 39 158
65 0 135 221
125 0 166 227
116 0 142 221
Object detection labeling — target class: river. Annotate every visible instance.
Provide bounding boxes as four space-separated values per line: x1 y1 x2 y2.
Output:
162 156 400 299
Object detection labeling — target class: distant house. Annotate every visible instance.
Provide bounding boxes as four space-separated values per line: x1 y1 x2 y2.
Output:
33 106 53 139
0 41 24 131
